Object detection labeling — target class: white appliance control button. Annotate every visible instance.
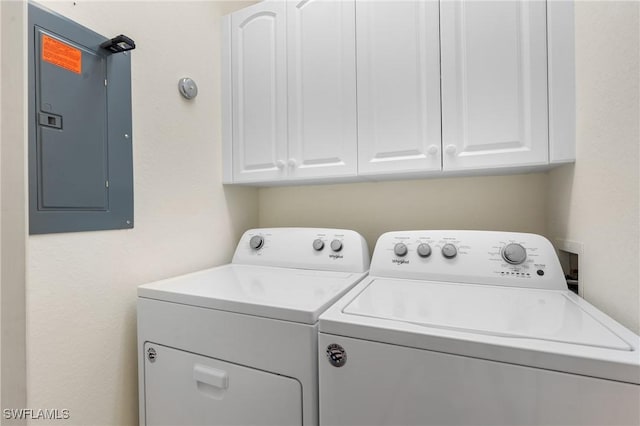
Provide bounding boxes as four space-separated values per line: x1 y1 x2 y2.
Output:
313 239 325 251
502 243 527 265
249 235 264 250
417 243 432 258
441 243 457 259
394 243 408 257
330 240 343 252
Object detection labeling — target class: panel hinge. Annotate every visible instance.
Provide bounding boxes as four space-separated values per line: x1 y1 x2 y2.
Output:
105 180 109 188
104 79 107 86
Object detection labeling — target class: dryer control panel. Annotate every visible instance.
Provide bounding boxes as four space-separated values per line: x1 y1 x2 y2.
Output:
233 228 370 273
370 231 565 290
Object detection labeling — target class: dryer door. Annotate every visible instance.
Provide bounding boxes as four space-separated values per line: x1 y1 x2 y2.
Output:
143 343 302 426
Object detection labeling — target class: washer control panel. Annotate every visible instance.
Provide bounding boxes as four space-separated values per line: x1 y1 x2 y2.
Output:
370 231 565 290
233 228 370 273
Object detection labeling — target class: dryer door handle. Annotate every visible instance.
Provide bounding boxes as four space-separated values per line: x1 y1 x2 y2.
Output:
193 364 229 390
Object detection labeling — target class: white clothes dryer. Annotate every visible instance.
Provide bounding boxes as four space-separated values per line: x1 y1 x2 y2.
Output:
319 230 639 426
137 228 369 426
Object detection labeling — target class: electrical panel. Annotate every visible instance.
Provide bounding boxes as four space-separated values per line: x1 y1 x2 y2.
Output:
28 2 133 234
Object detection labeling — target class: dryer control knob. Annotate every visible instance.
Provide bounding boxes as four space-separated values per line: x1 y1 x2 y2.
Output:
330 239 343 252
313 239 325 251
417 243 432 258
502 243 527 265
249 235 264 250
441 243 457 259
394 243 408 257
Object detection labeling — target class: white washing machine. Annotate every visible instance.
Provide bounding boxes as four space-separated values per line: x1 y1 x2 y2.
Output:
319 230 640 426
137 228 369 426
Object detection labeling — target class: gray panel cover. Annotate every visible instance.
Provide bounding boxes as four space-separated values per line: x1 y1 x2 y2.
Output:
28 1 133 234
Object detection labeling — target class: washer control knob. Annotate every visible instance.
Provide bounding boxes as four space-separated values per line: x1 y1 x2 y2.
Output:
502 243 527 265
441 243 457 259
394 243 408 257
249 235 264 250
417 243 432 258
313 239 325 251
330 239 343 252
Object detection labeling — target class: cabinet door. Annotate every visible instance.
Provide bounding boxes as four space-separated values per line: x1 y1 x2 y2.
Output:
231 2 287 183
356 1 442 176
441 0 548 171
287 0 357 180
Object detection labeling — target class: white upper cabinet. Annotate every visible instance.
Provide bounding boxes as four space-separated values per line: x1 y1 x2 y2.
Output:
230 2 287 183
287 0 357 180
222 0 574 185
440 0 549 171
356 0 442 175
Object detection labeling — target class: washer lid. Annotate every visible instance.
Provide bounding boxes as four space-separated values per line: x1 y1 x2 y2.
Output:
138 264 367 324
343 279 632 351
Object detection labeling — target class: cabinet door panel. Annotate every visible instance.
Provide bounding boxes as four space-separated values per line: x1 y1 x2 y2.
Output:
441 0 548 171
357 0 442 175
231 2 287 183
287 0 357 180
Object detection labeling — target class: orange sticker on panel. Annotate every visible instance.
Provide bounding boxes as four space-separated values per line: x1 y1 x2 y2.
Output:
42 34 82 74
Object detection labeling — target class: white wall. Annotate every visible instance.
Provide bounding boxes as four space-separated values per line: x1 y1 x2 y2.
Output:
1 0 28 418
7 1 639 425
259 173 549 253
26 1 258 424
0 0 3 410
547 1 639 333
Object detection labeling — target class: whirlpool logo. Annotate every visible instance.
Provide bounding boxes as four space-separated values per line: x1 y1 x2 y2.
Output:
329 254 343 259
392 258 409 265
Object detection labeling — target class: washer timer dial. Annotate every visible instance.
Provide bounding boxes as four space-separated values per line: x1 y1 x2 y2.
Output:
502 243 527 265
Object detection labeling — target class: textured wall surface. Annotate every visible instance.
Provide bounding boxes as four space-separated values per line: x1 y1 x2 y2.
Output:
12 1 640 426
259 173 549 254
1 0 28 418
26 2 258 424
547 1 639 333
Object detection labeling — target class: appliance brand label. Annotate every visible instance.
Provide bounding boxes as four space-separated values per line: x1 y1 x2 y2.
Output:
329 254 343 260
392 259 409 265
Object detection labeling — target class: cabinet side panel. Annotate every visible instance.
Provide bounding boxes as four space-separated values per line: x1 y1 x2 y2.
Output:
222 15 233 184
548 0 576 163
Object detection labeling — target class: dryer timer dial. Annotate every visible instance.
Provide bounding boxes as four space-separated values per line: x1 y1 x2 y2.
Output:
394 243 408 257
249 235 264 250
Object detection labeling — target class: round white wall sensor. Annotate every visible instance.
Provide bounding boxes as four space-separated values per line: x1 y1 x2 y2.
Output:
178 77 198 99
